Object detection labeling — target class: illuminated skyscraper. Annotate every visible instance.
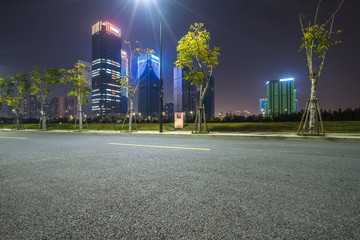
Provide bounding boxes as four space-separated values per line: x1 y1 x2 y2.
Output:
120 50 129 112
173 66 214 118
173 66 197 117
58 97 67 118
91 21 126 117
203 76 215 118
121 50 129 78
137 54 160 118
266 78 297 116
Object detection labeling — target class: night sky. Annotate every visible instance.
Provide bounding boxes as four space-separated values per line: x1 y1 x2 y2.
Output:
1 0 359 115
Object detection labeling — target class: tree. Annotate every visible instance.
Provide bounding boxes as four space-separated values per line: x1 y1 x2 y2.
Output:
175 23 220 133
0 78 5 113
62 62 91 131
30 66 63 131
118 41 154 132
0 73 31 130
297 0 344 136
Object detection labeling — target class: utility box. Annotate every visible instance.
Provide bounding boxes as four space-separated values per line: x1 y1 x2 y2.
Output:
174 112 185 129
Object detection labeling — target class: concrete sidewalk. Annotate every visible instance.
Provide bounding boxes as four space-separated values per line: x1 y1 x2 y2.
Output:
2 128 360 141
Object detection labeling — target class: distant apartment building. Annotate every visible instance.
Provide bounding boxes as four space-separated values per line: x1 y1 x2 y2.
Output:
23 94 40 119
48 97 59 119
0 104 13 118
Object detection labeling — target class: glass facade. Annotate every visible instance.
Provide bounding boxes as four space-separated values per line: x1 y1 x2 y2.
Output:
173 67 215 118
91 21 127 117
173 66 197 117
203 76 215 118
137 54 160 118
266 78 296 116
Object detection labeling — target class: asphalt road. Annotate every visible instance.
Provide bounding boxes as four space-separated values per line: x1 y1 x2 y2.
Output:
0 132 359 239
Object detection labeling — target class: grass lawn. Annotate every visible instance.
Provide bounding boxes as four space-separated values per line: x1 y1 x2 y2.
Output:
2 121 359 133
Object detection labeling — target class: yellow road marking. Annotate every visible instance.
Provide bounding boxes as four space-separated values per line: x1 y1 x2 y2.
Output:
109 143 211 151
0 136 28 140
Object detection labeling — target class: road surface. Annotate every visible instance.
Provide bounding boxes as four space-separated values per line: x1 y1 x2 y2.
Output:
1 132 359 239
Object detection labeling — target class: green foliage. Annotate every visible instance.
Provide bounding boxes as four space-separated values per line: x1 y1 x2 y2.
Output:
62 63 91 105
175 23 220 132
299 0 343 81
300 24 341 59
0 77 8 104
0 73 30 110
30 65 64 101
117 41 154 99
175 23 219 86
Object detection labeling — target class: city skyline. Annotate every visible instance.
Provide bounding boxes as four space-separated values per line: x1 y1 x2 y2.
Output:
0 0 359 115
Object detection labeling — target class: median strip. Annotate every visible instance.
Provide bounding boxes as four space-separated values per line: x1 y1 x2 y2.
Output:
109 143 211 151
0 136 28 140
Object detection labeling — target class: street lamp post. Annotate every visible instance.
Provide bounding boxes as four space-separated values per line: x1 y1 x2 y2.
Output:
140 0 163 132
159 14 163 133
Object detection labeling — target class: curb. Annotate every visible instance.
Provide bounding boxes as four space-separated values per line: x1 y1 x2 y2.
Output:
1 129 360 142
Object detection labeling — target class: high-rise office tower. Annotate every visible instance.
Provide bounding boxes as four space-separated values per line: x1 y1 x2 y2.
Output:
91 21 126 117
163 103 174 119
121 50 129 78
266 78 297 116
120 50 129 112
173 66 214 118
137 53 160 118
58 97 68 118
203 76 215 119
173 66 197 117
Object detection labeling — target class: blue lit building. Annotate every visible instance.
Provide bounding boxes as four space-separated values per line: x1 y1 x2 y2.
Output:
91 21 127 117
137 54 160 118
259 98 267 116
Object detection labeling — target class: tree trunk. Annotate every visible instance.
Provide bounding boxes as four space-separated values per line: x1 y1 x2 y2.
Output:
78 95 82 131
198 98 204 132
15 109 20 130
41 97 47 131
308 78 317 135
129 98 133 131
